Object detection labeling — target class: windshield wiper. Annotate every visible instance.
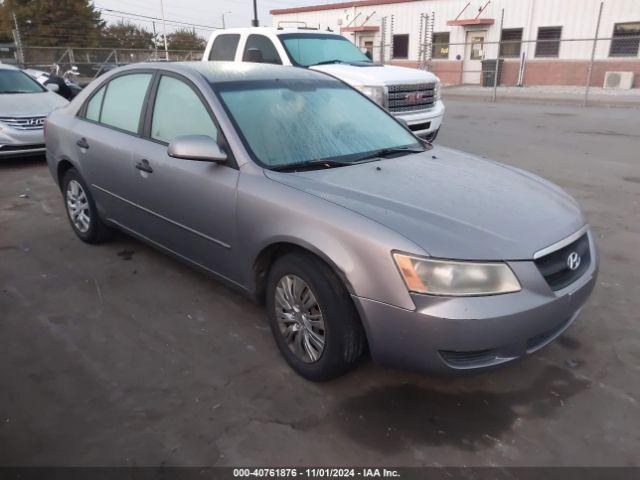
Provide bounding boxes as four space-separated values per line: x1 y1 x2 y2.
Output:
351 146 425 163
311 59 344 66
271 158 353 172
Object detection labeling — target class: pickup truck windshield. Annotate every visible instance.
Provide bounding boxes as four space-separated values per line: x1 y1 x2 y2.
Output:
278 33 372 67
0 69 46 94
216 78 422 169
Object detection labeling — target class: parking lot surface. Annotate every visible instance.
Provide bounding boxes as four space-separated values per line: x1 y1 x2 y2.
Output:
1 100 639 466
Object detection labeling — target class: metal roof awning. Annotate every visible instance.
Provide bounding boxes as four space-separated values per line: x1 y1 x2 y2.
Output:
341 25 380 32
447 18 495 26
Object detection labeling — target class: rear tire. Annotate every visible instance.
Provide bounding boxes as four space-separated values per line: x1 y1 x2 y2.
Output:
62 168 113 244
266 252 365 381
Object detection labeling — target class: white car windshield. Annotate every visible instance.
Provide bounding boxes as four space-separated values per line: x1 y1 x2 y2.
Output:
278 33 372 67
216 78 423 170
0 69 46 94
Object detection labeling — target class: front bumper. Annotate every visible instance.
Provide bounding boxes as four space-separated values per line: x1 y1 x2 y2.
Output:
0 127 45 158
392 100 445 137
353 232 598 375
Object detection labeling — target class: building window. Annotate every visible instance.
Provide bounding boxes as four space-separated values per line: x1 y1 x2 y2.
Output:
432 32 450 59
535 26 562 57
393 34 409 59
609 22 640 57
499 28 523 58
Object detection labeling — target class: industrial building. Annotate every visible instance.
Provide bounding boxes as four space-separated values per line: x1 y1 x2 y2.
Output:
270 0 640 87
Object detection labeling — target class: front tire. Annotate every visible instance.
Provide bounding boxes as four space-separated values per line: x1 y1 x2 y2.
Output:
62 168 112 244
266 252 365 381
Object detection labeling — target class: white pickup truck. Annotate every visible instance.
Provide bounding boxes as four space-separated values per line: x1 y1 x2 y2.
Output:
203 27 444 141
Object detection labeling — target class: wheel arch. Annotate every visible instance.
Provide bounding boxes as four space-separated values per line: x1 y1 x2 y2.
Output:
56 158 76 190
253 239 357 306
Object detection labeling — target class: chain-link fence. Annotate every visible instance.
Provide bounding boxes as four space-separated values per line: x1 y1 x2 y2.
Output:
18 46 203 84
345 3 639 106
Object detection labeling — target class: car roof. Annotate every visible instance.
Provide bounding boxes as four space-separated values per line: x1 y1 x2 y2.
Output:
213 27 337 36
118 61 340 85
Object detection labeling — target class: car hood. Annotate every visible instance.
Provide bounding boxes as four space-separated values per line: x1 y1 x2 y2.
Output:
0 91 68 116
264 146 585 260
310 63 438 87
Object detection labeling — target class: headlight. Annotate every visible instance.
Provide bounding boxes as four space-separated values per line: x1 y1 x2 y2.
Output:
434 80 442 101
354 85 387 107
393 253 521 296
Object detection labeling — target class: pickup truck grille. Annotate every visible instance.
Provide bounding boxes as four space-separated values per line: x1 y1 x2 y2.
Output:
0 115 47 130
387 83 435 113
534 233 590 291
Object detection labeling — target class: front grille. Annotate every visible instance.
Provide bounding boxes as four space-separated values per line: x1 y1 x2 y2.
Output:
439 348 497 368
387 83 435 113
0 116 46 130
534 233 590 291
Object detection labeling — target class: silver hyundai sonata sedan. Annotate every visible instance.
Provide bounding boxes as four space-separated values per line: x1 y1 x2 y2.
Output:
45 62 597 380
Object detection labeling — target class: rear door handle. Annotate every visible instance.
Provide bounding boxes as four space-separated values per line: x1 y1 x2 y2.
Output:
135 159 153 173
76 138 89 149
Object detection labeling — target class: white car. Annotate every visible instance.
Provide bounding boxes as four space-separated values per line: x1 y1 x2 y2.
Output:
203 27 444 141
0 64 68 158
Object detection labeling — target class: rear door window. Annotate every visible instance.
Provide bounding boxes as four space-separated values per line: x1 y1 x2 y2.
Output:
150 75 218 144
85 85 105 122
99 73 152 133
242 34 282 64
209 34 241 61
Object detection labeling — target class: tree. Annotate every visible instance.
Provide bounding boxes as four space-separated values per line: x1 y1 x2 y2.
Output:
0 0 104 46
165 28 206 51
102 21 155 49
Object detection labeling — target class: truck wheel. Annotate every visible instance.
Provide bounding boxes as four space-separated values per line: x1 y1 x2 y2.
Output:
266 252 365 381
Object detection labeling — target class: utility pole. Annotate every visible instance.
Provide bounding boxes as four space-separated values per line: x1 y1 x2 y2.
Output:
152 21 159 60
159 0 169 60
221 11 231 29
251 0 259 27
11 11 24 67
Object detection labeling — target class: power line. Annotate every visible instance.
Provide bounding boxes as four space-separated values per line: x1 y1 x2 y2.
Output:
95 7 220 30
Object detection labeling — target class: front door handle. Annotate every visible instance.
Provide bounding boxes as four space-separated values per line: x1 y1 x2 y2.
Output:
135 159 153 173
76 137 89 149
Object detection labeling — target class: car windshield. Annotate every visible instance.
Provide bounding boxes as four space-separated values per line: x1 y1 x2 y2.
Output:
215 78 424 169
0 69 46 94
278 33 372 67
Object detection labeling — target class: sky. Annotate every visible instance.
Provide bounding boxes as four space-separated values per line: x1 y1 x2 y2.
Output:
94 0 327 38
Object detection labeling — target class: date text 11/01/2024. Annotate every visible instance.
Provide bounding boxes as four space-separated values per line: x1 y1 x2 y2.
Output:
232 468 401 478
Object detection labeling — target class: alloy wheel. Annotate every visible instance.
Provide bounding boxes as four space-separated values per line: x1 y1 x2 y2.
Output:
66 179 91 234
274 274 326 363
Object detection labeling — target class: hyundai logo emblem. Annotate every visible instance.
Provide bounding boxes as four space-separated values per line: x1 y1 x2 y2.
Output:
567 252 581 271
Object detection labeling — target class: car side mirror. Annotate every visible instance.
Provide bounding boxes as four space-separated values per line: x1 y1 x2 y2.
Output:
167 135 228 164
46 83 60 93
245 48 263 63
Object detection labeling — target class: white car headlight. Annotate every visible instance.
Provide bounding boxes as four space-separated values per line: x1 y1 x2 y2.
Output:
354 85 387 107
434 80 442 101
393 253 521 296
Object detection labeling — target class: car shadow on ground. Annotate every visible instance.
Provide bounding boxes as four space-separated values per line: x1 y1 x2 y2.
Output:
329 364 590 452
0 155 46 169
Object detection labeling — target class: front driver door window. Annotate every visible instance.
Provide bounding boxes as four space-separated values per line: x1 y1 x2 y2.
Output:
132 74 239 279
151 76 218 143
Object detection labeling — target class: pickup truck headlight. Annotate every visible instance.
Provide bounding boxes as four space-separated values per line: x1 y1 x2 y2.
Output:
393 253 521 296
434 80 442 101
354 85 387 107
